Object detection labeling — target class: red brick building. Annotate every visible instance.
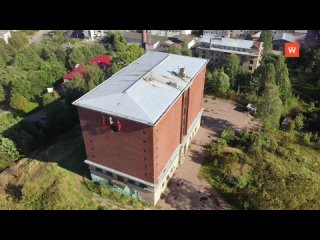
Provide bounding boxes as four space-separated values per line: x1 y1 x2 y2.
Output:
73 51 208 205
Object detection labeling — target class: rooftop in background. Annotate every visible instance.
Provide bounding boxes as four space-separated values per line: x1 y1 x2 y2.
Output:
73 51 208 125
63 55 111 80
273 32 295 42
200 35 259 50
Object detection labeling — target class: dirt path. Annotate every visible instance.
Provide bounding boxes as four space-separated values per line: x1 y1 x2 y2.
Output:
158 96 260 210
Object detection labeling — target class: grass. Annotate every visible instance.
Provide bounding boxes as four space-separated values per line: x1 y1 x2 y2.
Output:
0 127 154 210
290 72 320 101
24 101 40 114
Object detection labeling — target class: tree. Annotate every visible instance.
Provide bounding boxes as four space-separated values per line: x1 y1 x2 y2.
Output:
68 47 86 68
64 77 87 103
275 55 292 104
16 46 44 71
259 30 273 54
10 92 30 113
212 70 230 96
8 31 28 51
83 64 106 90
258 83 283 132
264 63 276 85
224 54 242 89
89 43 106 57
313 49 320 73
42 91 60 107
181 41 192 56
252 63 276 94
0 85 5 103
169 45 181 55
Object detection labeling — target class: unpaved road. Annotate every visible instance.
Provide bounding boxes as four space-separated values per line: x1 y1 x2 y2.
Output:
29 30 52 44
158 96 260 210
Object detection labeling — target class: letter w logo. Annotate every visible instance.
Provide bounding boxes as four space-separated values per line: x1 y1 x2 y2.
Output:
285 43 300 57
288 47 296 53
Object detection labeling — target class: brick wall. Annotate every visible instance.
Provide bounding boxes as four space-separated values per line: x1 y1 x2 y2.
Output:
187 67 206 129
78 108 154 183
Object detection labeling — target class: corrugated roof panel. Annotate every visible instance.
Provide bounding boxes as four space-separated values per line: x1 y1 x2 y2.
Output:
73 51 208 125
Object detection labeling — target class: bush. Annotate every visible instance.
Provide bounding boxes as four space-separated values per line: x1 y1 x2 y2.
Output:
295 113 304 131
221 129 235 143
42 91 60 107
303 132 312 144
0 138 20 171
10 92 30 113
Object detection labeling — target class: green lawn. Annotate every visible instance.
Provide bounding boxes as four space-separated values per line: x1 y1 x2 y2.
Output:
290 72 320 101
24 101 40 114
0 127 154 210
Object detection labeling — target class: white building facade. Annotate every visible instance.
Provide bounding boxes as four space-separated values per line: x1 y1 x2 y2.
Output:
196 36 263 73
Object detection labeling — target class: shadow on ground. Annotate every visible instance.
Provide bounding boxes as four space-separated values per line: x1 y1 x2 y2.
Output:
161 178 226 210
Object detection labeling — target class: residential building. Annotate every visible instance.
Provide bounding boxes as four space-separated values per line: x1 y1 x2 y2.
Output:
272 32 295 51
83 30 126 40
124 31 165 51
149 30 192 37
196 36 263 73
73 51 208 205
230 30 261 39
203 30 231 38
0 30 11 44
63 55 111 82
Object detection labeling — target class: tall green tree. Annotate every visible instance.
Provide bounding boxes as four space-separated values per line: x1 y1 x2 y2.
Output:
210 70 230 96
83 64 106 90
16 46 44 71
8 31 29 51
259 30 273 54
224 54 242 88
181 41 192 56
68 47 86 68
258 83 282 132
275 55 292 104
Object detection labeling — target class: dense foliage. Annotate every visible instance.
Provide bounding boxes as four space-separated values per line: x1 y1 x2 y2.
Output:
202 128 320 210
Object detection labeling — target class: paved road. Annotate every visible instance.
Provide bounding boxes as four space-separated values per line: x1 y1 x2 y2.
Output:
158 96 260 210
29 30 52 44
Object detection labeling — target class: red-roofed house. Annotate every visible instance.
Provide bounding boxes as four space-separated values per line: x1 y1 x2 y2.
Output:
63 55 112 83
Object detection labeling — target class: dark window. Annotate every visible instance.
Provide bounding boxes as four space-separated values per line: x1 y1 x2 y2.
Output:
127 179 135 185
250 59 254 64
117 176 124 182
249 66 253 70
95 167 102 173
139 183 147 188
105 171 113 177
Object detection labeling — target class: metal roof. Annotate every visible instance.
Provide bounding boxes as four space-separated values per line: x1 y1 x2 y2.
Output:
273 32 295 42
73 51 208 125
200 36 255 49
